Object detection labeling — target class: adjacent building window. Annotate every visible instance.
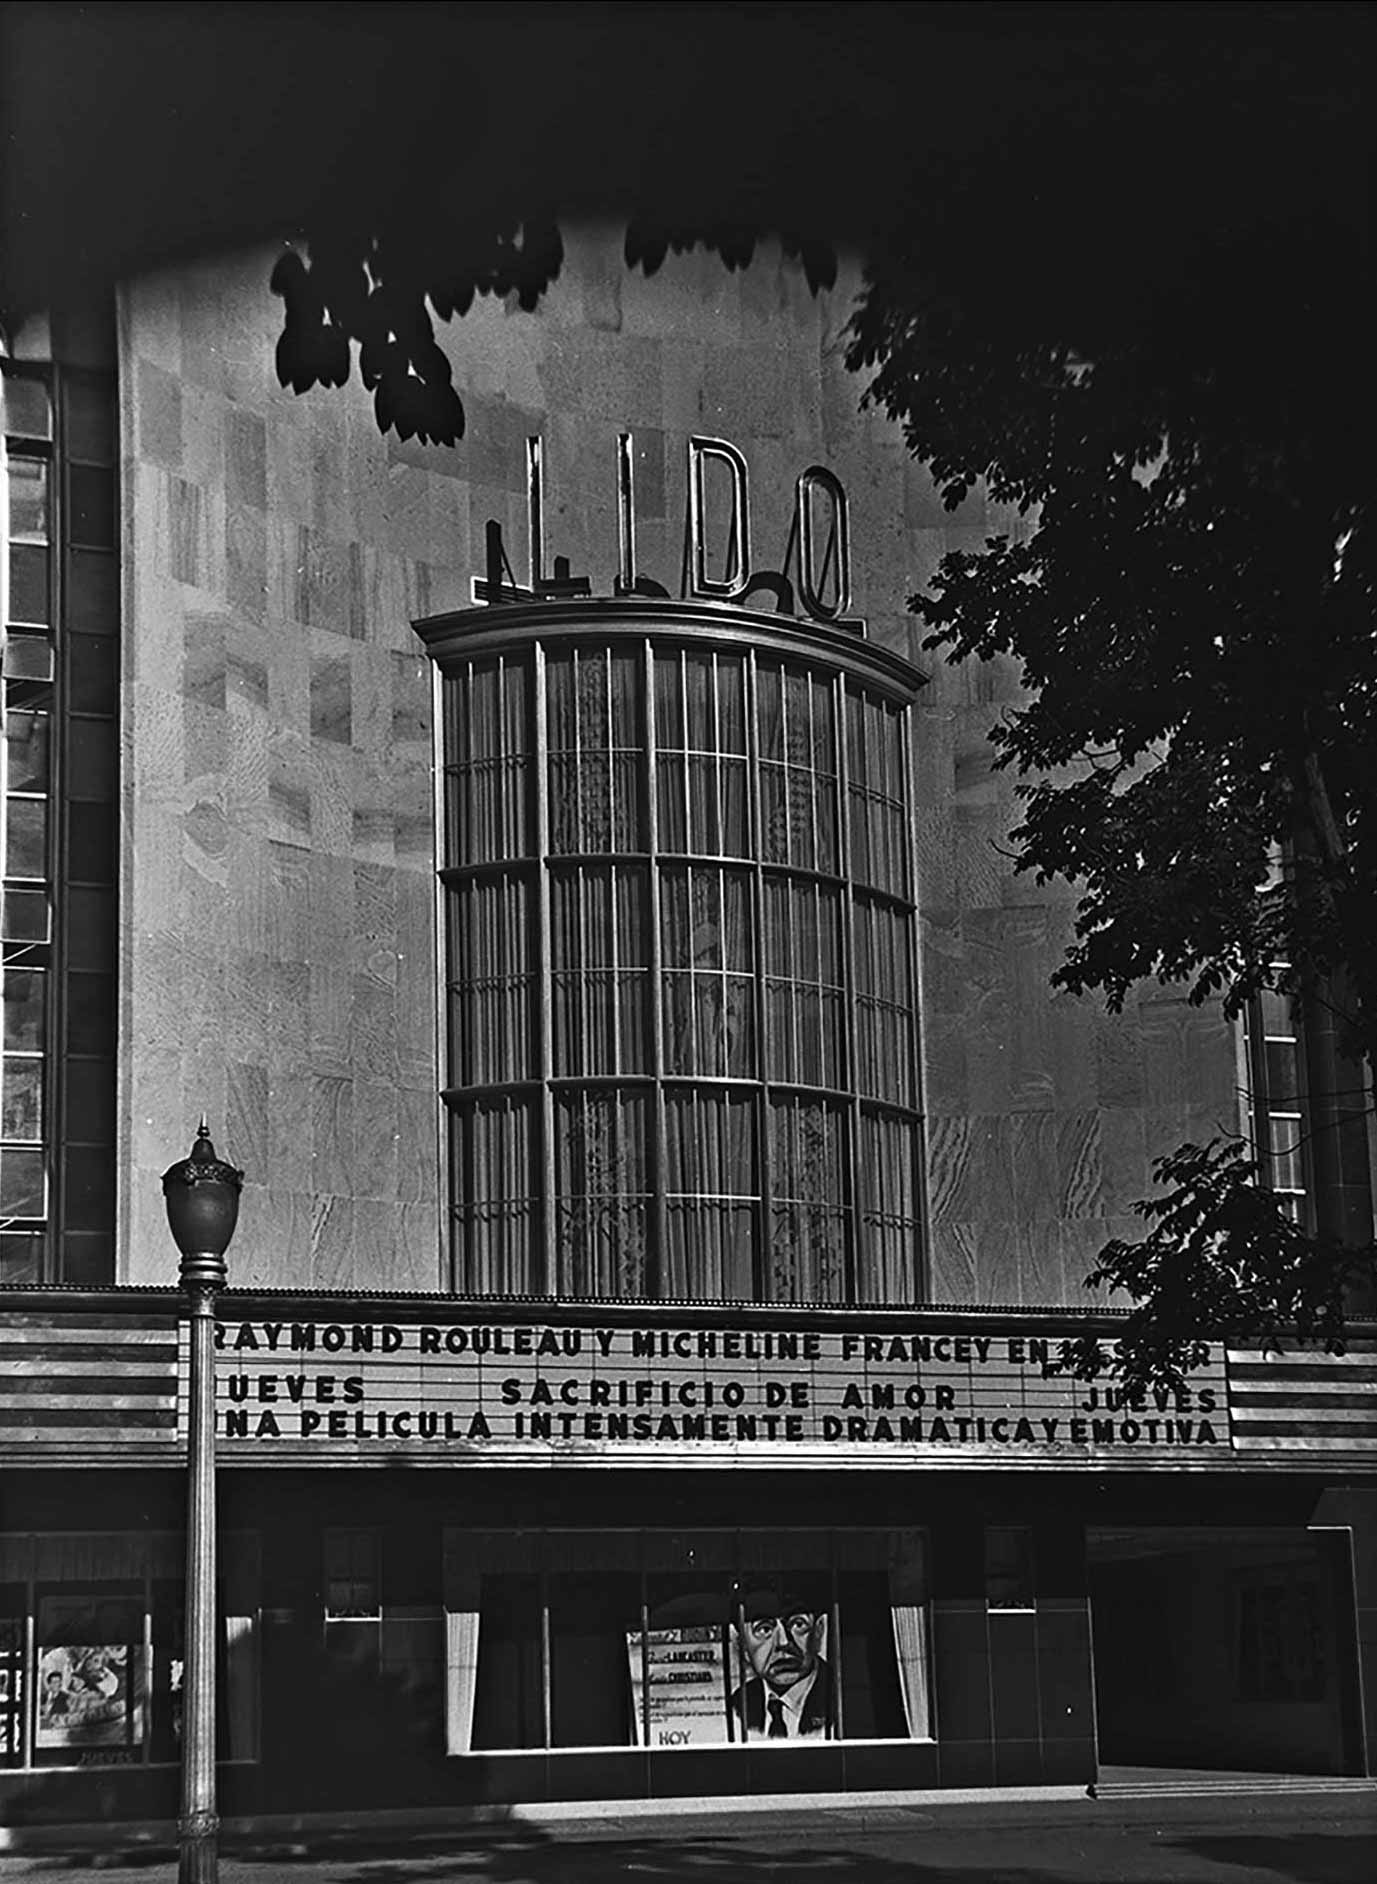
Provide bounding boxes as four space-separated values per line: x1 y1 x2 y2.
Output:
429 620 923 1304
1 358 119 1284
1238 977 1310 1226
442 1527 930 1753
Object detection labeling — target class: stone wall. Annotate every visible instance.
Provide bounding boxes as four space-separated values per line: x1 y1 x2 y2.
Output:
118 226 1234 1297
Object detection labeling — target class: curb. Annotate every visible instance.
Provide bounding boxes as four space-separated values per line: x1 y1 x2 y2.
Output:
1 1786 1091 1855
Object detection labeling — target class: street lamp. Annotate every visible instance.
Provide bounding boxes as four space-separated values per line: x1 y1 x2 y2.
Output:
163 1120 242 1884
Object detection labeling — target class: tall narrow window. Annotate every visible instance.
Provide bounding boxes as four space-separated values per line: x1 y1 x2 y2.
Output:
1239 975 1310 1226
1 357 118 1284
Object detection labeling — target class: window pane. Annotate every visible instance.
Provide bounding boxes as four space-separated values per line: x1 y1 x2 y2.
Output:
7 456 48 538
547 648 644 853
67 465 115 550
654 652 748 857
763 877 844 1087
1 888 49 942
5 795 49 881
66 972 115 1055
5 708 49 792
767 1099 847 1303
1264 1039 1301 1108
550 1572 641 1747
758 666 837 872
853 897 915 1106
2 969 45 1051
1 1057 43 1138
847 691 910 898
663 1087 758 1299
856 1110 918 1304
550 865 650 1077
63 374 116 465
61 1147 115 1230
442 657 530 866
324 1530 380 1617
2 374 52 441
68 808 118 891
65 720 117 801
64 1059 116 1144
1268 1116 1304 1193
985 1528 1035 1609
447 875 533 1086
2 632 53 684
471 1574 545 1750
66 549 117 636
6 543 49 625
661 866 755 1077
553 1087 649 1296
451 1097 538 1294
69 635 118 715
0 1147 45 1218
0 1230 42 1282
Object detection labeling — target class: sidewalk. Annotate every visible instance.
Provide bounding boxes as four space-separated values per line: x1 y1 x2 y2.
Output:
1 1778 1375 1882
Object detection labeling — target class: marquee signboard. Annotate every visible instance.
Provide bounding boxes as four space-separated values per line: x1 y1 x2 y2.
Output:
1 1304 1372 1469
203 1313 1230 1468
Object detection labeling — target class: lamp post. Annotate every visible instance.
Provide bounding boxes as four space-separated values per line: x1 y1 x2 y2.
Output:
163 1120 242 1884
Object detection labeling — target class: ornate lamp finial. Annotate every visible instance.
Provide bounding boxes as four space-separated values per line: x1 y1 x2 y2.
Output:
162 1123 244 1284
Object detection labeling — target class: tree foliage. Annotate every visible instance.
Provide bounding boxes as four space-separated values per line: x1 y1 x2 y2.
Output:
271 222 836 444
261 11 1373 1387
845 246 1376 1386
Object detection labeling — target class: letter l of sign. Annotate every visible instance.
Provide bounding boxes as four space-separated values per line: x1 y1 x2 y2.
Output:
526 436 591 598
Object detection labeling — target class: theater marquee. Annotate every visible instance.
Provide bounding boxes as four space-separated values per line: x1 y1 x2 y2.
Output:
206 1314 1231 1467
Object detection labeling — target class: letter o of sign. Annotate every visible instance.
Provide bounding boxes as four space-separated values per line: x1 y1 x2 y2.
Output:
795 466 851 621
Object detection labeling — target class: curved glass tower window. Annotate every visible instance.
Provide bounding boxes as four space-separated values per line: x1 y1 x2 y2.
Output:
419 600 924 1305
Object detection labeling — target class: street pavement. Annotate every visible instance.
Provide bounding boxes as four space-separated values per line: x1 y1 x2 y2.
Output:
2 1792 1376 1884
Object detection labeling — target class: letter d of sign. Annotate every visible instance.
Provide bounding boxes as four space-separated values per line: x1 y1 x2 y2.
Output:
687 436 752 601
795 466 852 621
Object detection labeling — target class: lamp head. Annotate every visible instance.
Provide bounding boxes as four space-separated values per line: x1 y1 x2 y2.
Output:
162 1118 243 1277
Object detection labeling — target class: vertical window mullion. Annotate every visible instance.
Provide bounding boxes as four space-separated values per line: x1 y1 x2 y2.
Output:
535 645 554 1295
836 679 860 1303
746 652 769 1300
643 640 664 1295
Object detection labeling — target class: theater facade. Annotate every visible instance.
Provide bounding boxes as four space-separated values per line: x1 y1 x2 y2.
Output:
1 228 1374 1831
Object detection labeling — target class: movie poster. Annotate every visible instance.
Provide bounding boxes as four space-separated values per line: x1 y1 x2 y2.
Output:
34 1597 141 1752
626 1622 731 1747
627 1581 834 1744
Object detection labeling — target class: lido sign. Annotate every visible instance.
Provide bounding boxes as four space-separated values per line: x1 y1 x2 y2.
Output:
473 433 859 631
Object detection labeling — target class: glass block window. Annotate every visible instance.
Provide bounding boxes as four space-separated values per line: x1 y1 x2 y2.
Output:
431 619 922 1303
3 359 119 1284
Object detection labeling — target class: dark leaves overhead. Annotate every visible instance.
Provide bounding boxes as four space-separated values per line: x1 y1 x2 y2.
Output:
271 221 569 445
272 217 835 445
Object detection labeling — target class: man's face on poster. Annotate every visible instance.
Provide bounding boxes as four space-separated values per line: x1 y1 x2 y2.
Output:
739 1602 823 1694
